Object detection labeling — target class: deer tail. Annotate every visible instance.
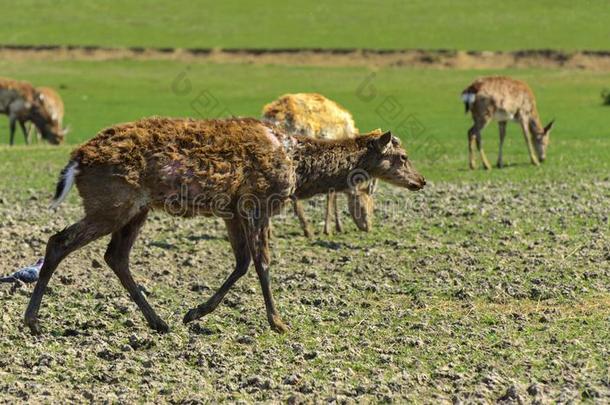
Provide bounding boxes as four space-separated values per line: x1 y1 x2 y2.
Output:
50 160 79 210
461 83 480 114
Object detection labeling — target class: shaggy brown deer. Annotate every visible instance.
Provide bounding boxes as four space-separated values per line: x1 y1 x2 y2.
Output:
0 78 67 145
263 93 376 237
24 117 425 335
28 86 66 142
461 76 554 169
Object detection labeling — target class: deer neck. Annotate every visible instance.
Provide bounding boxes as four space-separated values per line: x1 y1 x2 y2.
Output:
290 137 371 199
528 110 544 135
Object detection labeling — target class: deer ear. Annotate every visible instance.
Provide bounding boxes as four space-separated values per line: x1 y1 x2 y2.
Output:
543 119 555 134
374 131 393 153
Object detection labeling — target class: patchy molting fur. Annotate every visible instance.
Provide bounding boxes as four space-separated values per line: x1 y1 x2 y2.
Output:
262 93 373 235
25 117 425 336
72 117 295 217
461 76 554 169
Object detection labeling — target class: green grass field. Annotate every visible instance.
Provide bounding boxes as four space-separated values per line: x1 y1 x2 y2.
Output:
1 0 609 50
0 59 609 192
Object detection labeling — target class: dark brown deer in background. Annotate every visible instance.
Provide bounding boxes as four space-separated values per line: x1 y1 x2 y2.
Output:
0 77 67 145
24 117 425 335
461 76 554 169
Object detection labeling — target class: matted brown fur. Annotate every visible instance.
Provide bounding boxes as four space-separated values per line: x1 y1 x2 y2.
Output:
73 117 295 215
263 93 358 139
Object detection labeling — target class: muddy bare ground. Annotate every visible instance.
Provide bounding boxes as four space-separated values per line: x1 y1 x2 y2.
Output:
3 44 610 71
0 179 609 402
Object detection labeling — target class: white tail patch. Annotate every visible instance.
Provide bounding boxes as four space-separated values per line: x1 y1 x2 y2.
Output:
461 93 476 104
50 161 79 210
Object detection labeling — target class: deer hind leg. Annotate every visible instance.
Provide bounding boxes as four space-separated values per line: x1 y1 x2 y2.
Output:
292 197 313 238
519 119 539 166
245 216 288 333
497 121 507 168
333 192 343 233
9 116 17 146
18 120 30 145
104 208 168 333
24 218 115 334
467 126 477 170
323 191 333 235
183 218 251 324
469 115 492 170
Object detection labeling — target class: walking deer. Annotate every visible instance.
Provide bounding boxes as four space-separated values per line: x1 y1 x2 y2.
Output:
263 93 376 237
461 76 554 169
0 78 67 145
24 117 425 335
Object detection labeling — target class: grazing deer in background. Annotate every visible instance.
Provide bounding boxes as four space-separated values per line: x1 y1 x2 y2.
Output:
28 86 66 142
0 78 67 145
461 76 554 169
24 116 425 335
263 93 376 237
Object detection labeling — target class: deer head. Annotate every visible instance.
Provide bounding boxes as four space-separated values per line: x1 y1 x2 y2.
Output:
346 179 376 232
364 131 426 191
533 119 554 162
29 103 67 145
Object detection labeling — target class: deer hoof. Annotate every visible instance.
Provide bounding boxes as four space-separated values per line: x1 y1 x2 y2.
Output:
269 315 289 334
183 308 200 324
151 319 169 334
26 318 42 335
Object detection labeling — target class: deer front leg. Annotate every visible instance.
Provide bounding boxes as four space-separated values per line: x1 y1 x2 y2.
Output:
183 218 251 324
245 217 288 334
497 121 507 168
26 122 37 143
519 120 539 166
292 197 313 238
475 132 492 170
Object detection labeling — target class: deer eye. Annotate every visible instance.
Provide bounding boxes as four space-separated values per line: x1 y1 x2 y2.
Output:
399 154 407 162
